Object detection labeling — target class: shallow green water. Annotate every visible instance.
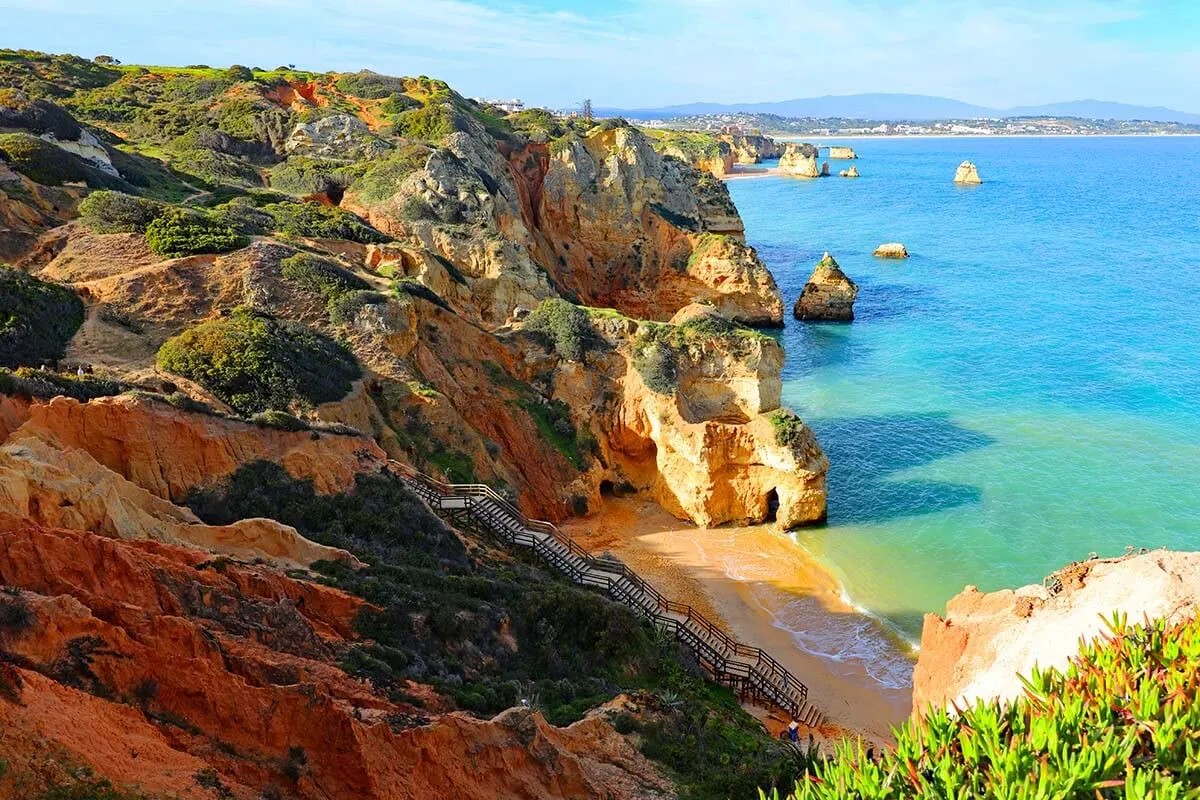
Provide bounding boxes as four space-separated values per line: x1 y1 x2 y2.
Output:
727 137 1200 686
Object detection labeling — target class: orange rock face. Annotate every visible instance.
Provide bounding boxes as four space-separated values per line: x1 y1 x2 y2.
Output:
0 524 673 799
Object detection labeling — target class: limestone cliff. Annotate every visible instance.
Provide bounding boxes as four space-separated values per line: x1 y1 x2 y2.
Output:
778 143 821 178
793 252 858 321
717 132 783 164
912 550 1200 713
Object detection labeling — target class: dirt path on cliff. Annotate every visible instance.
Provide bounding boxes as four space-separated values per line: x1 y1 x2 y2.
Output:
563 497 913 748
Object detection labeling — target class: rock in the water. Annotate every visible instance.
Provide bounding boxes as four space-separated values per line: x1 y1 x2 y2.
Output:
839 165 860 178
793 252 858 321
954 160 982 184
821 161 831 176
778 143 820 177
829 146 858 159
872 242 908 258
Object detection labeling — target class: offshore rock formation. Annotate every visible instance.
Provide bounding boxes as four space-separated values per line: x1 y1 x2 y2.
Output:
717 132 783 163
828 146 858 159
954 160 982 184
839 166 860 178
912 551 1200 713
793 253 859 321
873 242 908 258
778 143 821 178
544 305 828 528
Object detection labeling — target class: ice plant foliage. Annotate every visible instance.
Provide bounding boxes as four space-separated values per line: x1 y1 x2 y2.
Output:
762 613 1200 799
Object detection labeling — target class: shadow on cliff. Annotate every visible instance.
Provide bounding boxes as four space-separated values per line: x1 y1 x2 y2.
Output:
810 412 994 524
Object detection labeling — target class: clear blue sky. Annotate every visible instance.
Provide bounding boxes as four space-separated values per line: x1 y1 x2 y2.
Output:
4 0 1198 111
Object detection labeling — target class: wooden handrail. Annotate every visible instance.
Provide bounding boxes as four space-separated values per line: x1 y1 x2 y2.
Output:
387 460 822 724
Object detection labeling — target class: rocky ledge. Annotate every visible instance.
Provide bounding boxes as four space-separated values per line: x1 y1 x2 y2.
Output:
912 550 1200 713
873 242 908 258
793 253 858 321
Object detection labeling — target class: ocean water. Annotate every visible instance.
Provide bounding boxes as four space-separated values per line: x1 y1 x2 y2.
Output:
726 137 1200 670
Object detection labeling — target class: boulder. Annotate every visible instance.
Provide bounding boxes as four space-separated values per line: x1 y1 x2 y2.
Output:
793 252 858 321
872 242 908 258
778 143 820 178
954 160 982 184
285 113 391 159
839 166 860 178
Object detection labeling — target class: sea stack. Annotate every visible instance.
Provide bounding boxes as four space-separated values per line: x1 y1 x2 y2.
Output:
793 252 859 321
778 143 820 177
873 242 908 258
954 160 982 184
829 146 858 159
821 161 831 176
839 165 860 178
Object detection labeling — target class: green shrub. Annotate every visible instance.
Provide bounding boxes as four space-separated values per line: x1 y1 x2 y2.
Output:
393 104 457 142
0 267 84 368
268 157 363 197
211 198 274 235
768 410 808 448
0 367 129 401
0 132 127 189
382 92 421 116
250 409 309 431
77 190 164 233
224 65 255 82
522 298 596 362
156 307 360 415
335 71 408 100
770 613 1200 799
262 201 388 243
167 145 261 189
279 252 370 299
633 337 678 394
144 207 246 257
348 143 431 204
328 290 389 326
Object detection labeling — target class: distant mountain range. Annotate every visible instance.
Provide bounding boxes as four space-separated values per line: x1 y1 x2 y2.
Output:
596 94 1200 125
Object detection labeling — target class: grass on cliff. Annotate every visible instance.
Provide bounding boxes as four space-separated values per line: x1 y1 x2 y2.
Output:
189 461 809 800
522 298 598 362
766 613 1200 800
156 307 360 416
643 127 725 162
0 266 85 369
632 314 768 395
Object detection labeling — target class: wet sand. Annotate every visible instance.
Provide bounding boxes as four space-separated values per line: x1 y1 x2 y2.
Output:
562 497 913 747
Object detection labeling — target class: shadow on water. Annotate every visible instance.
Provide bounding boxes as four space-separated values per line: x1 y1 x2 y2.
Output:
809 413 995 524
784 323 867 379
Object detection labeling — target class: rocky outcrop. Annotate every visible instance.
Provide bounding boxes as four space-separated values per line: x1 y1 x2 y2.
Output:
954 160 982 184
717 132 783 164
778 143 820 178
912 551 1200 714
544 305 828 528
839 166 860 178
19 393 386 503
0 163 81 261
0 523 673 800
284 113 391 160
873 242 908 258
828 146 857 160
793 253 858 321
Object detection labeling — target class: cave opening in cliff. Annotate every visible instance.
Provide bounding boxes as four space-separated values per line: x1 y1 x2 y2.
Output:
325 182 346 206
600 479 616 497
764 489 780 523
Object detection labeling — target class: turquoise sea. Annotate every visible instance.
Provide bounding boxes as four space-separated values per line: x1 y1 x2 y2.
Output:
727 137 1200 683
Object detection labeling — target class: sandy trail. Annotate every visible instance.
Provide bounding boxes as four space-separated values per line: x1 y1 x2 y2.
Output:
562 496 913 747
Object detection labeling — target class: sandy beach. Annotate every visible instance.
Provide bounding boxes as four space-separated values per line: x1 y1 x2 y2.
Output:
561 496 913 747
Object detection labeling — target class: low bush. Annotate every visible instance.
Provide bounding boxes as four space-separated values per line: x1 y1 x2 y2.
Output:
267 157 363 197
348 143 431 204
279 252 370 299
335 70 408 100
768 613 1200 799
211 198 274 235
167 145 262 189
328 289 389 326
381 92 421 116
632 336 678 394
522 298 596 362
156 307 360 415
0 266 84 368
393 104 457 142
261 201 388 243
768 410 808 448
0 367 129 401
249 409 309 432
144 207 246 257
77 190 164 233
0 132 127 189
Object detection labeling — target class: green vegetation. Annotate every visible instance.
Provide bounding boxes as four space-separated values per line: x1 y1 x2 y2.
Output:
392 104 457 142
0 266 85 368
768 410 808 448
188 461 806 799
335 70 409 100
0 49 120 98
643 127 725 162
0 367 129 401
279 252 370 298
687 232 734 269
260 201 388 243
347 143 431 204
327 290 390 326
633 316 769 395
0 132 127 189
267 157 365 197
77 190 164 233
522 298 597 362
767 613 1200 799
144 207 245 257
156 307 360 415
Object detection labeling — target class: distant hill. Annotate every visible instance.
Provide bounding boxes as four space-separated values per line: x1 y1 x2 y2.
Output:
599 93 1200 124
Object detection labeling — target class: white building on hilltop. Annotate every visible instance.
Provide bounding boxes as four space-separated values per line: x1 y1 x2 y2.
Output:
479 98 525 113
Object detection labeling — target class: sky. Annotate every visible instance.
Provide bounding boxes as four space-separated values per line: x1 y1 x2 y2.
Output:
4 0 1199 112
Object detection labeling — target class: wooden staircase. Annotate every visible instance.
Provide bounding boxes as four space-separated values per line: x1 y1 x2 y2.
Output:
390 461 826 727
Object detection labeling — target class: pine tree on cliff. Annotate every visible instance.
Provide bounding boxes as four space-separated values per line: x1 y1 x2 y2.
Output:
582 98 593 121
